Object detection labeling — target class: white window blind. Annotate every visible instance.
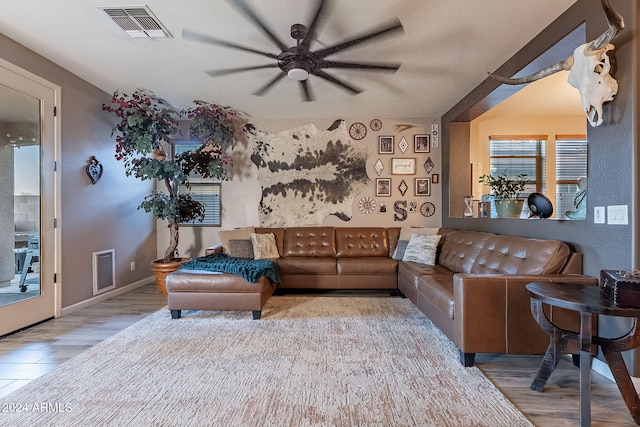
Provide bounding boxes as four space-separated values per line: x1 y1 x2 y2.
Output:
555 136 587 219
182 182 221 226
489 136 546 195
173 141 222 226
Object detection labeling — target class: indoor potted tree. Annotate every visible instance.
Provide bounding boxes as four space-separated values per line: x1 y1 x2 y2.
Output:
478 170 529 218
103 89 243 293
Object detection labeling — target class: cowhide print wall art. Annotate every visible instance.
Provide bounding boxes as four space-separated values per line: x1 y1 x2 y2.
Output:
245 120 370 227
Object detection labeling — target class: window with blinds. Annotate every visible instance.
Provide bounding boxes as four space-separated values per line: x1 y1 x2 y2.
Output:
555 135 587 220
172 141 222 226
486 136 546 218
489 136 546 195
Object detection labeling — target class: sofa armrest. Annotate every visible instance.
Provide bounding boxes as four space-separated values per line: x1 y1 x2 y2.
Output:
453 273 597 355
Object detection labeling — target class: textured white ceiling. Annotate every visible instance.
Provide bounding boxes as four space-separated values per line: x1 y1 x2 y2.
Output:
0 0 580 120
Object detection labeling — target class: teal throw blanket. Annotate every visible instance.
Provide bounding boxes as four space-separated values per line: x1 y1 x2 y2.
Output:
179 253 280 284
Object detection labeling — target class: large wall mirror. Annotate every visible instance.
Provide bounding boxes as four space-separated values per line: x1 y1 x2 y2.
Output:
448 23 588 221
0 84 41 305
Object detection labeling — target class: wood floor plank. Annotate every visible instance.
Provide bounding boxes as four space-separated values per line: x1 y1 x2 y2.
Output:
0 284 638 425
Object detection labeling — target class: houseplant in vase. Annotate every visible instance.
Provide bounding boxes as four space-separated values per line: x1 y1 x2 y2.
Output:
478 170 529 218
103 89 243 293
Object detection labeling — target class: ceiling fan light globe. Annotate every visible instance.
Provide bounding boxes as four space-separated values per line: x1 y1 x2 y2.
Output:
288 68 309 81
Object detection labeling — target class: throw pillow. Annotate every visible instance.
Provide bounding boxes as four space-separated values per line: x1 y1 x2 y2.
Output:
391 240 410 261
250 233 280 259
393 227 440 259
228 239 254 259
402 234 443 266
218 226 255 253
398 226 440 241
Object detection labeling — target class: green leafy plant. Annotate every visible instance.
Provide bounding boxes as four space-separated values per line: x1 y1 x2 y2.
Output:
103 89 243 263
478 170 529 199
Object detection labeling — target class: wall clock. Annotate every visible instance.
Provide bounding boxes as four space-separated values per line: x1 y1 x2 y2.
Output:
420 202 436 217
370 119 382 131
349 122 367 140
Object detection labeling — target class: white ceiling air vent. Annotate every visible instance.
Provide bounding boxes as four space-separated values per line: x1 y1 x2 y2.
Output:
98 5 172 38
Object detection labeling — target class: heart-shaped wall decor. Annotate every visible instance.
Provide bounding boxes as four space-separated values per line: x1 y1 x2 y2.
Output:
86 156 103 184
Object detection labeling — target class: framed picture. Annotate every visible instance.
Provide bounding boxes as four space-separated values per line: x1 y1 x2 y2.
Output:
378 136 394 154
415 178 431 196
431 173 439 184
376 178 391 196
391 158 416 175
414 134 430 153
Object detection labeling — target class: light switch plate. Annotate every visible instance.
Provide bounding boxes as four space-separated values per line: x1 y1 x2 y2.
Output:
607 205 628 225
594 206 605 224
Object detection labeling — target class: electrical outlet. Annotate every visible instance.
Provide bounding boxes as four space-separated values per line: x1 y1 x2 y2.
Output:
130 261 136 271
594 206 605 224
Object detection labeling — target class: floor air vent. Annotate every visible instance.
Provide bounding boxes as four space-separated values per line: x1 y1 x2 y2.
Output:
98 5 172 38
93 249 116 295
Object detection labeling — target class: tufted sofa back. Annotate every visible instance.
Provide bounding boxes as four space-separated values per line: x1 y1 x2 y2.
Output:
438 230 570 275
282 227 336 257
438 230 494 273
470 234 570 275
335 227 389 257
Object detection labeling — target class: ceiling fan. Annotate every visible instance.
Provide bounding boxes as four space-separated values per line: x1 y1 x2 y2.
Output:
183 0 404 102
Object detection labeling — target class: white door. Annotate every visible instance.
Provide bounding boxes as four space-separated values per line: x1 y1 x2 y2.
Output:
0 59 60 336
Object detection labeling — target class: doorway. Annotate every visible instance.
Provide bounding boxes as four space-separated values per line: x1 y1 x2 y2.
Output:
0 59 60 336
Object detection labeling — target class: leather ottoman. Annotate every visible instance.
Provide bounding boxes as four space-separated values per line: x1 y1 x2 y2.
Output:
166 269 277 320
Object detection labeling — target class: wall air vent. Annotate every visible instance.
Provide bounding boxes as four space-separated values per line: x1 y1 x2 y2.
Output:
98 5 172 38
92 249 116 295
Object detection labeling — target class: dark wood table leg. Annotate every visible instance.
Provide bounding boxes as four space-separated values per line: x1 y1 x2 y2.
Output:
600 345 640 424
529 299 570 392
531 328 569 392
579 311 593 427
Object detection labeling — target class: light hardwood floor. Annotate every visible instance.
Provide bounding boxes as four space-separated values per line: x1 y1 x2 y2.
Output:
0 284 636 426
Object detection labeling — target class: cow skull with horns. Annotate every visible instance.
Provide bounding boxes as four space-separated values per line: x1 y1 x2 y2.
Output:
489 0 624 127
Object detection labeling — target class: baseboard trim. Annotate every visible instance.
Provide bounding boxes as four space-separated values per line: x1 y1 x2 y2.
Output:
60 276 154 317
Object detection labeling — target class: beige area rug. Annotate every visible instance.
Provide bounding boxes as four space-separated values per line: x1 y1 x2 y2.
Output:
0 296 532 427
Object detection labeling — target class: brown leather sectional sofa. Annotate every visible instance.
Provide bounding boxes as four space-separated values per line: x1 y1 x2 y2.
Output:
169 226 596 366
254 226 401 291
397 229 596 366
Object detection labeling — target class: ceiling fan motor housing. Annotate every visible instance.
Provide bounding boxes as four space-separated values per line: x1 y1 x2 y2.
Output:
279 48 317 79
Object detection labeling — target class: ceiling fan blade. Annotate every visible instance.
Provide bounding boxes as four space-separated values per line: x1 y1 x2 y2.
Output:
300 0 330 50
319 60 401 71
314 19 403 58
312 70 362 95
206 64 279 77
183 29 279 60
228 0 288 51
300 80 315 102
254 71 287 96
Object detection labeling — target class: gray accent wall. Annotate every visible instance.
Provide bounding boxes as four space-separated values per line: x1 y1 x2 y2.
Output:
0 33 158 308
442 0 639 373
